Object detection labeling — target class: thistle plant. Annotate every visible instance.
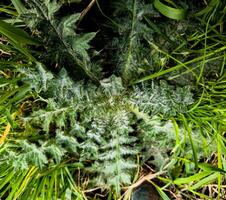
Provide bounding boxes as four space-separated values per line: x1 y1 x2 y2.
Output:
0 0 225 199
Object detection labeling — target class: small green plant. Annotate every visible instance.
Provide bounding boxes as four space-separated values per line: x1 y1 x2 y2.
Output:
21 0 98 82
1 64 193 197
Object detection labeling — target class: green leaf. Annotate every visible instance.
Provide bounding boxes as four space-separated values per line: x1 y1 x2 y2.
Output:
190 172 219 190
43 145 65 164
194 0 220 17
6 84 31 105
150 181 171 200
181 115 198 168
198 163 226 174
0 7 17 16
44 0 61 19
174 171 212 185
11 0 27 15
153 0 187 20
23 1 98 82
0 20 39 45
134 45 226 83
61 13 80 36
12 40 36 60
71 32 96 60
109 0 157 82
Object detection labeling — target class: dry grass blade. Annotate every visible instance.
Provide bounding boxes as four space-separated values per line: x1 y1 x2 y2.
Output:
125 170 166 190
0 123 11 144
78 0 97 25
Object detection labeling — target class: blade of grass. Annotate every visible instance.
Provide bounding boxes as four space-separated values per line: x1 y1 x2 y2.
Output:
13 166 38 200
11 0 27 15
0 168 14 192
187 87 206 113
6 170 29 200
0 7 17 16
148 180 171 200
153 0 187 20
197 2 218 84
10 40 36 61
188 189 214 199
198 163 226 174
190 172 219 190
47 170 56 200
194 0 220 18
0 20 39 45
181 114 198 168
41 176 47 200
0 123 11 144
174 171 212 185
172 118 180 146
217 131 223 200
168 54 225 81
133 45 226 83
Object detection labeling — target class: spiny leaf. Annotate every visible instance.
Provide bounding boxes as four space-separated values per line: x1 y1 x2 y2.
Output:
71 32 96 61
23 0 98 81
